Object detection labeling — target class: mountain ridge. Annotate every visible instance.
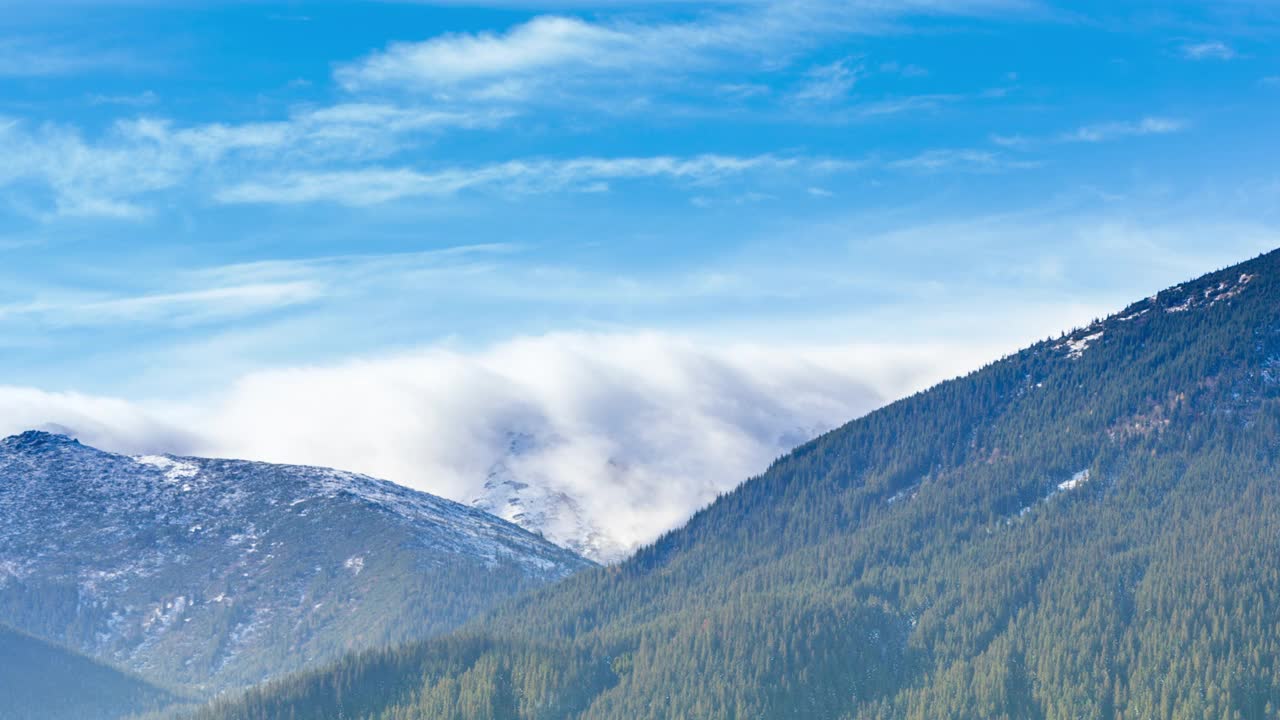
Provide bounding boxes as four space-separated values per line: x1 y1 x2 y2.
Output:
0 431 592 700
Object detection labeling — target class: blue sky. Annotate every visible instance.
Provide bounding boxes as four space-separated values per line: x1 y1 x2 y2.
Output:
2 0 1278 392
1 1 1279 550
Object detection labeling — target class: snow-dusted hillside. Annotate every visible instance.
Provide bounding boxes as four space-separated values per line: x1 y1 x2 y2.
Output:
0 431 591 696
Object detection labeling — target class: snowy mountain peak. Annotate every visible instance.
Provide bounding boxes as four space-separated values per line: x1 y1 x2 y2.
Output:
2 429 82 450
0 433 592 695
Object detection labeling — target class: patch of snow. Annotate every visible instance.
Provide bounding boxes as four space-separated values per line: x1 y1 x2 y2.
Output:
1058 468 1091 492
1211 272 1255 304
1166 273 1255 313
343 555 365 576
1059 331 1104 359
134 455 199 482
0 559 31 584
141 595 187 632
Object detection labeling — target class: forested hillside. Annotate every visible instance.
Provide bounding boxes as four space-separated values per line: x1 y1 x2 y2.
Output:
186 249 1280 720
0 623 176 720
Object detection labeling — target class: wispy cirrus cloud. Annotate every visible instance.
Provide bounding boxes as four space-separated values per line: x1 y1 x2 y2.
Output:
888 148 1037 173
791 57 862 103
336 15 637 92
1180 40 1236 61
1060 116 1187 143
86 90 160 107
0 103 512 218
0 282 324 328
992 116 1187 149
215 153 854 206
214 143 1069 207
0 243 517 337
0 38 135 78
335 0 1029 101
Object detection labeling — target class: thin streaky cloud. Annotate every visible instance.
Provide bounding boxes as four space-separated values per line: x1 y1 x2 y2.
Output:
214 154 848 206
87 91 160 107
1061 116 1187 143
0 282 323 327
0 104 515 219
888 148 1037 173
990 116 1188 149
0 38 134 78
1180 40 1237 61
791 57 862 103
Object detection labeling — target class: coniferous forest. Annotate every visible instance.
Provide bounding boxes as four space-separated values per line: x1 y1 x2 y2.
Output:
0 623 176 720
170 251 1280 720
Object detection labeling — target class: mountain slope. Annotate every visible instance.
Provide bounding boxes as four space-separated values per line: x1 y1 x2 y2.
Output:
0 433 592 697
0 622 177 720
183 249 1280 720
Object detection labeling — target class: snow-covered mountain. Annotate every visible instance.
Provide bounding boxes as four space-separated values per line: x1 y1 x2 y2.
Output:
470 423 833 564
0 431 591 696
471 431 629 563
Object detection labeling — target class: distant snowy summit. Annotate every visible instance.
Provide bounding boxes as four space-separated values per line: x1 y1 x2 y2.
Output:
470 424 831 564
473 431 631 563
0 430 592 695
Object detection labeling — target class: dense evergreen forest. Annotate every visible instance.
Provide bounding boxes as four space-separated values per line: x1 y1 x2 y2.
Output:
0 623 177 720
183 249 1280 719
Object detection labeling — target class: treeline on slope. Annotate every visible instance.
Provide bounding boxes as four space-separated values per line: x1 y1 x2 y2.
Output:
181 251 1280 720
0 623 179 720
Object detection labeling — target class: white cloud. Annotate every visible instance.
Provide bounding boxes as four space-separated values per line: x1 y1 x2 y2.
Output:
1061 116 1186 143
87 91 160 107
0 331 997 561
879 60 928 77
988 116 1187 151
888 148 1036 172
0 282 323 327
0 104 512 218
336 16 635 91
1 106 851 216
844 93 967 119
792 57 862 102
215 153 847 206
0 38 132 78
1181 41 1236 61
0 386 198 453
0 2 1027 220
335 1 1026 98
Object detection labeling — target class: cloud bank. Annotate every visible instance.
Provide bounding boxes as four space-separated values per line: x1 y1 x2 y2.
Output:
0 332 997 561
